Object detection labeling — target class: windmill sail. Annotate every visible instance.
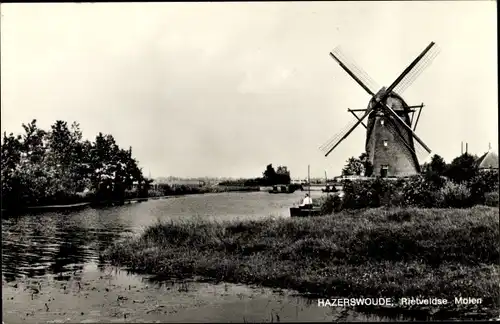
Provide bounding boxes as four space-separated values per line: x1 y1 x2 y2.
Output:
393 44 441 95
330 46 380 96
322 42 438 177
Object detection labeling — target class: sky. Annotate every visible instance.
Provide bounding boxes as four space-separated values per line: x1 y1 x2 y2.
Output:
1 1 497 179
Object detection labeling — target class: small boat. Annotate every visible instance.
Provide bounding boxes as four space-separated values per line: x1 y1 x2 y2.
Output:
290 165 323 217
268 185 296 194
27 202 90 212
290 206 322 217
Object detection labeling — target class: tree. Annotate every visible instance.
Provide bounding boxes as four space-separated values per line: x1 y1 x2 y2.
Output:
342 153 373 177
263 164 277 185
21 119 47 164
1 132 24 209
276 165 291 184
262 164 291 185
342 156 364 176
359 153 373 177
1 119 147 208
424 154 447 176
445 153 479 184
421 154 447 189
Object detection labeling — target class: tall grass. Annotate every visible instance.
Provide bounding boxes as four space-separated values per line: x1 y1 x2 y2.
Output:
104 206 499 319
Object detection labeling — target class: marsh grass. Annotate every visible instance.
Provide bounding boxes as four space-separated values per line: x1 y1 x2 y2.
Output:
104 206 499 319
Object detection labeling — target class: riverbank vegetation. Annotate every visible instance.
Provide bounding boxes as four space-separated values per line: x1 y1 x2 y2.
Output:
335 152 498 210
105 206 499 319
1 120 152 211
0 120 269 211
336 170 498 210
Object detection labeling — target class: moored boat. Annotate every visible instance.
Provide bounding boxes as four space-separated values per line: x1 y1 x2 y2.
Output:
1 202 92 217
26 202 91 213
268 184 296 194
290 206 322 217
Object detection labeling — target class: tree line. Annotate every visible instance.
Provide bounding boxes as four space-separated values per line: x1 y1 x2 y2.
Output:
219 164 292 186
1 119 150 210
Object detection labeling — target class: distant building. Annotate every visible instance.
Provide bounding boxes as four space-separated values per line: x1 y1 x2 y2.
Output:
475 149 499 171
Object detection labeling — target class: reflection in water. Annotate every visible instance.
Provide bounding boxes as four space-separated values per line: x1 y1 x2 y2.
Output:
2 192 314 283
1 192 398 322
2 208 131 282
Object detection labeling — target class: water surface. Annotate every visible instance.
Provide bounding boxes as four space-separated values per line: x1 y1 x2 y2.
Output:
3 191 393 322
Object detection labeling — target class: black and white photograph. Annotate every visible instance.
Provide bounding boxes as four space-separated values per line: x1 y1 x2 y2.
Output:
1 1 498 322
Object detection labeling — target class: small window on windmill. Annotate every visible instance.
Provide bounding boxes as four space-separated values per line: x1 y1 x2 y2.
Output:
383 140 388 147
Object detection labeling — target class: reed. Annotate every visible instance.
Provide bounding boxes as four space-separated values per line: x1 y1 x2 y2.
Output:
104 206 499 319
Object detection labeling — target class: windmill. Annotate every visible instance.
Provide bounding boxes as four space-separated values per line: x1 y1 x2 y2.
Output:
320 42 440 177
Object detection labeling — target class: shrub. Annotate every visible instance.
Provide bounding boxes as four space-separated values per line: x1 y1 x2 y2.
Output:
484 192 499 207
342 178 412 210
445 153 479 184
437 181 472 208
468 170 499 205
319 194 340 215
401 176 440 208
322 173 498 211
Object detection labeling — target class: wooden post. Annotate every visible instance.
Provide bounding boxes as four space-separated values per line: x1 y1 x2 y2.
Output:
308 165 311 217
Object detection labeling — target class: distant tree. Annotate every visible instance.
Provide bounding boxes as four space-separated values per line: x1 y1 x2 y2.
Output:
445 153 479 184
263 164 277 185
421 154 448 189
262 164 291 185
342 156 364 176
359 152 373 177
276 165 291 184
427 154 447 175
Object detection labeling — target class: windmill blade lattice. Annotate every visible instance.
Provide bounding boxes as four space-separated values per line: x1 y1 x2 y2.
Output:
330 46 380 96
393 44 441 95
319 117 361 154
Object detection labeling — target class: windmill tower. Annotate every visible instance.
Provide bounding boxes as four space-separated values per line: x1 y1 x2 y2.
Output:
320 42 440 177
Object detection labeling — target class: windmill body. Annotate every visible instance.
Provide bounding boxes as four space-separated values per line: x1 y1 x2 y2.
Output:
321 42 440 177
365 89 419 177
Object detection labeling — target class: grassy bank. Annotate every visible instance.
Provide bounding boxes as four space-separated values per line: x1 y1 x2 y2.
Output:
104 206 500 319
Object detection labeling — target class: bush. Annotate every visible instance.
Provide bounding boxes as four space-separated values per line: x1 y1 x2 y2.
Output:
401 176 441 208
318 194 340 215
343 178 404 209
468 170 499 205
437 181 472 208
319 174 498 211
484 192 499 207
